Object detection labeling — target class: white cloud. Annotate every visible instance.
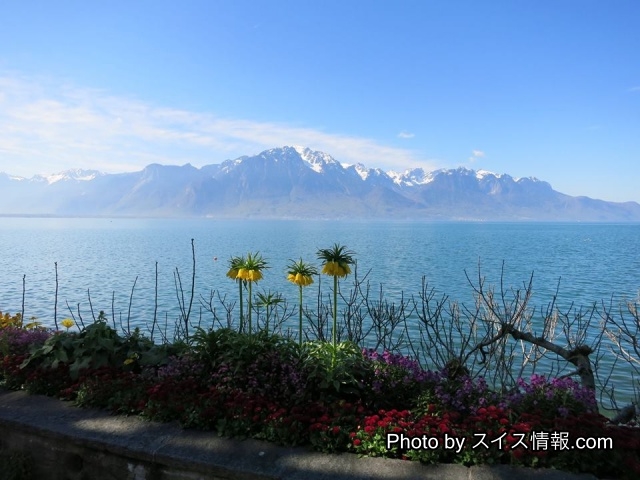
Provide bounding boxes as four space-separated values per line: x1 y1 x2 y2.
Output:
397 131 415 139
0 73 438 176
468 150 485 163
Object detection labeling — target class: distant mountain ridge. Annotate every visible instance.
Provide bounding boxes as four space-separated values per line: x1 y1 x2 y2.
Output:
2 146 640 221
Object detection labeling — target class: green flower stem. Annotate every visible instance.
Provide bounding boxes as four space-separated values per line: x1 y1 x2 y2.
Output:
248 281 253 336
298 284 303 347
239 280 244 333
331 275 338 352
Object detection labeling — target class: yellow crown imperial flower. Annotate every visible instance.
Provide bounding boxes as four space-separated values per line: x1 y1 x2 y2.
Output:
232 252 268 336
317 244 355 278
316 243 356 350
248 269 263 282
321 261 351 278
226 255 245 280
286 259 318 287
291 272 313 287
286 258 318 346
235 252 268 283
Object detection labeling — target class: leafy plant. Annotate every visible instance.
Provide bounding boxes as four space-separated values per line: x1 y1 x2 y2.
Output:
255 290 283 333
20 319 158 381
301 340 370 401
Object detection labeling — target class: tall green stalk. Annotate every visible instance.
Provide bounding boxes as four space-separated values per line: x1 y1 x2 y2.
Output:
298 284 303 346
238 280 244 333
227 255 246 333
286 258 317 347
316 244 355 358
332 275 338 351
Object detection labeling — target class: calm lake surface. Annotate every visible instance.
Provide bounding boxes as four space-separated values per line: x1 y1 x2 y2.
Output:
2 217 639 405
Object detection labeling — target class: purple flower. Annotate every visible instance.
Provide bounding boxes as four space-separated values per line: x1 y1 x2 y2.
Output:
0 327 51 356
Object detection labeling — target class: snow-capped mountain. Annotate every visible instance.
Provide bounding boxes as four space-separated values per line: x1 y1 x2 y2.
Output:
2 146 639 221
30 169 104 185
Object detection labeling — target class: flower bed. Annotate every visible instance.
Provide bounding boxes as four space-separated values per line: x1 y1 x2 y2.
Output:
1 319 639 480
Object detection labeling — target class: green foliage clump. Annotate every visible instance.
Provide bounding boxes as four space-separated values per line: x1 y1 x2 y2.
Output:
22 316 164 381
301 340 370 401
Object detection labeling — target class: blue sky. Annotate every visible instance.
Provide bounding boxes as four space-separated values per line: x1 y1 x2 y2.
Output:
0 0 638 202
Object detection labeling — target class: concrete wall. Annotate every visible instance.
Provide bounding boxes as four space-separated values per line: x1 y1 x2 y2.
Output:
1 429 159 480
0 389 597 480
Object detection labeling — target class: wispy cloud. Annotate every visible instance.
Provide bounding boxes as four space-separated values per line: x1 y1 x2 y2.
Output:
630 86 640 92
397 131 415 139
0 73 438 176
468 150 485 162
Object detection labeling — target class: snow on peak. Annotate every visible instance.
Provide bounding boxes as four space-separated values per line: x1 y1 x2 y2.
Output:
388 168 433 187
476 169 501 180
6 174 27 181
35 169 102 184
293 146 341 173
354 163 370 180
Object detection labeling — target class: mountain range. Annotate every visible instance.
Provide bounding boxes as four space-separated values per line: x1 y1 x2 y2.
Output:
2 146 639 221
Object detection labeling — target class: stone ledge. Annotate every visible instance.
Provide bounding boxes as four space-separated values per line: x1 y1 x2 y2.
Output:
0 388 599 480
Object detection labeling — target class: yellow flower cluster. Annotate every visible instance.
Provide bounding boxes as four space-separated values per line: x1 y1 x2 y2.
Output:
287 272 314 287
226 268 239 279
236 268 263 282
226 253 267 284
0 311 22 329
321 261 351 278
61 318 75 329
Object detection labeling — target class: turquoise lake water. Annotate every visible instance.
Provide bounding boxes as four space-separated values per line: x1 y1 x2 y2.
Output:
2 217 639 406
